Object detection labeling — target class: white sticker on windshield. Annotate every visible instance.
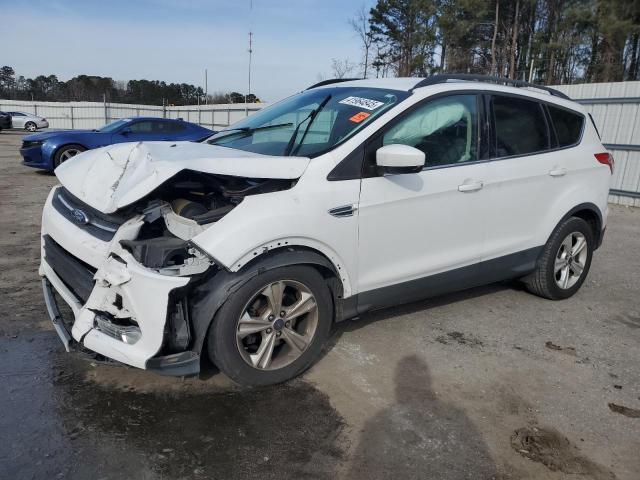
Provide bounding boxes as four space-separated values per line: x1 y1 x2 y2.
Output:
339 96 385 111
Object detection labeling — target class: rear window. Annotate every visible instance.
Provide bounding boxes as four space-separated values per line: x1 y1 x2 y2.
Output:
548 105 584 147
492 96 549 157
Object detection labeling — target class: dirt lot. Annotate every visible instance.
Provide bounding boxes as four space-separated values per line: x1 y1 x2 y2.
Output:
1 130 639 480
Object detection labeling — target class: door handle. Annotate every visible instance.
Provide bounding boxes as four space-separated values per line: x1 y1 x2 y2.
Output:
329 204 357 217
549 167 567 177
458 180 483 192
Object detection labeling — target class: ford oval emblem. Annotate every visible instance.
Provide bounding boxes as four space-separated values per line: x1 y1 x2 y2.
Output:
71 208 89 225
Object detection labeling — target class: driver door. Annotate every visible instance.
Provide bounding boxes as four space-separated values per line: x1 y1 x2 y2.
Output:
356 94 490 309
113 120 166 143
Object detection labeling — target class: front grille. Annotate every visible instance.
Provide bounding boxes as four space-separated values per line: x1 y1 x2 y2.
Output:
43 235 96 303
52 187 126 241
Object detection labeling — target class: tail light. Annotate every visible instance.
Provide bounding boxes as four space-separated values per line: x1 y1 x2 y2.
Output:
594 152 614 174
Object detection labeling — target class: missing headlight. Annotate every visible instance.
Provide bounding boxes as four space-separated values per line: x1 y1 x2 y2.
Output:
120 237 212 276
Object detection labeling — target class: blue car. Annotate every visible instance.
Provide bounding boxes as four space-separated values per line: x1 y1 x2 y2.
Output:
20 117 213 171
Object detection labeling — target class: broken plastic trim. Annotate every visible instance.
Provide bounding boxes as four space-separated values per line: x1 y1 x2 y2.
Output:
120 236 213 276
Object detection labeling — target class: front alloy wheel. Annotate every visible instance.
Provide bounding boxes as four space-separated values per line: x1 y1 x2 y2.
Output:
25 122 37 132
208 265 333 386
59 147 83 162
236 280 319 370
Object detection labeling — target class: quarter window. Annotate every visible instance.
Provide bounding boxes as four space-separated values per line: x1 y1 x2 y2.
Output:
548 105 583 147
492 96 549 156
383 95 478 167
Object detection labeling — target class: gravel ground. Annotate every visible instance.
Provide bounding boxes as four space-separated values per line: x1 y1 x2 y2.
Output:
1 130 638 480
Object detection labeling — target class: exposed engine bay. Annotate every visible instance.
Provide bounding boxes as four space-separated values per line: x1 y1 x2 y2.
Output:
114 170 296 275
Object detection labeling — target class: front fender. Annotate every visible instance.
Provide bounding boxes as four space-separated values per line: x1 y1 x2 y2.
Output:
192 175 361 299
43 137 90 163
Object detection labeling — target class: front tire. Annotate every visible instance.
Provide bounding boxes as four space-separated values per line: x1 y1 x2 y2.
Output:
208 265 333 386
53 144 86 167
25 122 37 132
525 217 594 300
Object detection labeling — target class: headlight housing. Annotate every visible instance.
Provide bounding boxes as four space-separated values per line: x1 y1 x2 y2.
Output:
22 140 44 148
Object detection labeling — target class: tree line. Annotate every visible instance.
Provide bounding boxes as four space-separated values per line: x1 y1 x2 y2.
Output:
342 0 640 84
0 66 259 105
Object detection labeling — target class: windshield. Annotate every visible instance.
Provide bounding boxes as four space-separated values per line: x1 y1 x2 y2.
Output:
98 118 131 133
206 86 409 157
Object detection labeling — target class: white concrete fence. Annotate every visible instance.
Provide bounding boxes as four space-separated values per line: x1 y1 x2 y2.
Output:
0 99 265 131
554 81 640 207
2 80 639 206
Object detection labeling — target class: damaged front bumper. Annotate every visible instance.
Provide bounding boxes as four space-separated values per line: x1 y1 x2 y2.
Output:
40 187 203 377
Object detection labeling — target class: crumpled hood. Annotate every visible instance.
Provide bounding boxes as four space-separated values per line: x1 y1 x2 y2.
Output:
54 141 310 213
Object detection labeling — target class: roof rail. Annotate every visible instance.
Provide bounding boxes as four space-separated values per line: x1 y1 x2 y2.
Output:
306 78 363 90
411 74 571 100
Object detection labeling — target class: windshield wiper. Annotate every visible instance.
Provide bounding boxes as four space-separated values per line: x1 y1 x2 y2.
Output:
208 122 293 143
284 94 332 156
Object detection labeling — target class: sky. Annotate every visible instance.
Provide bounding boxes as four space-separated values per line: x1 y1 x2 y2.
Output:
2 0 374 102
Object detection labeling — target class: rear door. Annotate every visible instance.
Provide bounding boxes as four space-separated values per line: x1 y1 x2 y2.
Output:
357 93 490 308
482 94 566 264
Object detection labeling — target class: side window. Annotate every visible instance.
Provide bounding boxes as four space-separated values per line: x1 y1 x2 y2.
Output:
548 105 584 147
492 96 549 156
383 95 478 167
128 121 154 133
167 121 186 132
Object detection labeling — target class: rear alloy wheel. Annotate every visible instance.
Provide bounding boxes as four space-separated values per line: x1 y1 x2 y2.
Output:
25 122 37 132
553 231 588 290
208 265 333 386
54 144 86 167
524 216 593 300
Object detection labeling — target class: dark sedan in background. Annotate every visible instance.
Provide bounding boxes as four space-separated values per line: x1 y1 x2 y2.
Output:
20 117 213 171
0 111 11 131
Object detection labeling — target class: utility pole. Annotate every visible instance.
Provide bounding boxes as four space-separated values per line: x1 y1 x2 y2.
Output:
247 32 253 103
245 0 253 114
204 68 208 105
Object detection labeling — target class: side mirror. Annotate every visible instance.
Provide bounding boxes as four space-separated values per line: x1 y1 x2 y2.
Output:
121 127 132 135
376 144 425 174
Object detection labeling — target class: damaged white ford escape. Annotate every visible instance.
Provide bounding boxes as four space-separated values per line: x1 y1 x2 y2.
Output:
40 75 612 385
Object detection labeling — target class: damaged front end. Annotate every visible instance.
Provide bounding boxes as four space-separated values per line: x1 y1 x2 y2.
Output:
40 159 297 376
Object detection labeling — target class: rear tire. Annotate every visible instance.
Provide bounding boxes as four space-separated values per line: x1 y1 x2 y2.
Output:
25 122 37 132
208 265 333 386
524 217 594 300
53 144 86 167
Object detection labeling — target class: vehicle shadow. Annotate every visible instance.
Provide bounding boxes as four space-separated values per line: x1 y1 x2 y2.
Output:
321 280 522 360
346 355 498 479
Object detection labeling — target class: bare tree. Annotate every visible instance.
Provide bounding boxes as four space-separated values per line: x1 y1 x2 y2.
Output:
490 0 500 76
509 0 520 79
349 4 374 77
331 58 356 79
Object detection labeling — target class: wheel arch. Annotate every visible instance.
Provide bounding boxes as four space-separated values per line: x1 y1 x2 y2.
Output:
555 202 603 249
51 142 88 167
187 245 350 357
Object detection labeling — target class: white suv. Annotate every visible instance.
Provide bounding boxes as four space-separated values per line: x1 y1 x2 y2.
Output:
40 75 612 385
